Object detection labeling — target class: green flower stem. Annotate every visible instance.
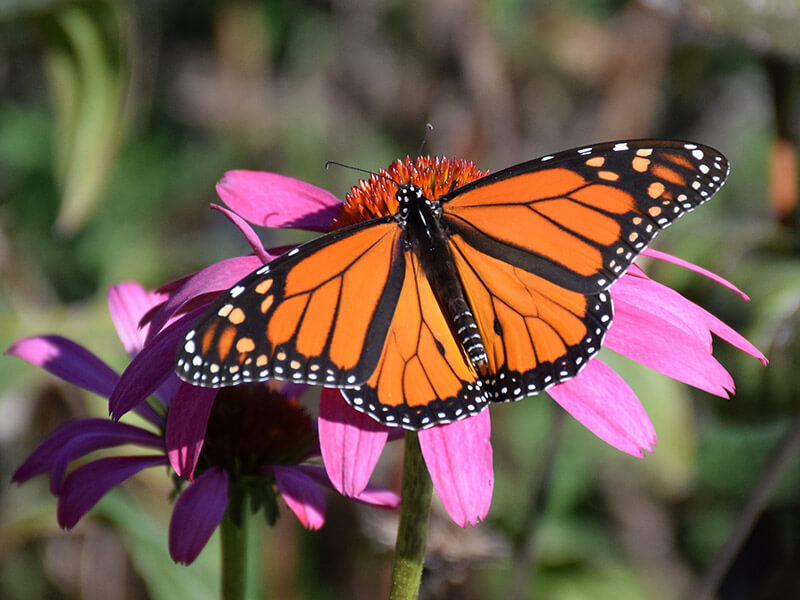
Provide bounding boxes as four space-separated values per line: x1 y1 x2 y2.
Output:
221 491 248 600
389 431 433 600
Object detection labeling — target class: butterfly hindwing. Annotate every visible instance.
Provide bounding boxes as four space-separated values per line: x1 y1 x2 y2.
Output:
442 140 728 294
176 217 405 388
342 249 489 429
449 233 612 401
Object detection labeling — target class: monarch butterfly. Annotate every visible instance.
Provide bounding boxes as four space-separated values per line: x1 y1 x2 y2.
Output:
176 140 728 430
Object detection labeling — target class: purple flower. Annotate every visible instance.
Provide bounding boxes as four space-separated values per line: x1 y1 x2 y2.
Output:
152 162 767 527
9 282 399 564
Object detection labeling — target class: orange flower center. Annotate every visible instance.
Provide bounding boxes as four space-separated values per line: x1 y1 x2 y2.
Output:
335 156 487 227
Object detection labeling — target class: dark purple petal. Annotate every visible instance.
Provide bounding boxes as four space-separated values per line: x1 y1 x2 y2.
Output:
57 455 168 529
13 418 162 488
108 282 166 356
272 465 326 529
318 388 388 497
169 467 229 564
210 204 272 263
549 359 656 457
166 383 217 480
146 255 264 338
418 410 493 527
216 170 342 232
6 336 119 398
108 309 205 420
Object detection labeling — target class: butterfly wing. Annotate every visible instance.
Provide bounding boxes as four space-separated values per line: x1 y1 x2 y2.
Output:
342 249 489 429
176 217 406 388
441 140 729 400
448 233 611 400
442 140 729 294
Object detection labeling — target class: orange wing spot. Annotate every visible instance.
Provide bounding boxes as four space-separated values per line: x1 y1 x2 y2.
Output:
648 181 665 199
598 170 619 181
629 232 639 242
217 304 234 318
403 357 436 408
648 206 662 217
276 351 287 361
651 164 686 186
636 148 653 157
326 226 399 370
228 307 246 324
217 326 237 362
570 183 635 214
283 224 395 296
525 318 568 363
586 156 605 167
201 320 220 355
451 168 587 207
261 295 274 314
268 295 309 346
457 204 603 277
662 152 694 170
255 279 273 294
296 278 341 359
256 355 268 367
632 216 643 225
632 156 650 172
534 198 621 245
290 360 301 369
236 337 255 353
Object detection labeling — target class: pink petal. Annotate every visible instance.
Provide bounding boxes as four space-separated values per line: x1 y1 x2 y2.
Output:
57 455 168 529
146 255 264 339
210 204 272 263
6 336 119 398
108 309 204 420
294 464 400 509
273 465 326 530
418 409 493 527
166 384 217 480
12 418 163 491
318 388 389 497
216 170 342 232
169 467 229 564
641 249 750 301
108 282 166 356
607 277 736 397
549 359 655 457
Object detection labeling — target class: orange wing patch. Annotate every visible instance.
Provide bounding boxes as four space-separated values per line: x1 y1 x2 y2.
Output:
449 234 611 402
342 251 488 429
176 219 405 389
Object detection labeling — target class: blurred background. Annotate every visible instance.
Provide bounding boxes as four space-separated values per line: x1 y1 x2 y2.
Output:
1 0 799 598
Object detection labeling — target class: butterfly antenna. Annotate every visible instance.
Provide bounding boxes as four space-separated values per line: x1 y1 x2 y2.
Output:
324 161 400 186
415 123 434 160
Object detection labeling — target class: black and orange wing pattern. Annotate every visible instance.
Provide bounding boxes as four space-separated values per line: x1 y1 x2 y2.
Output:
342 250 488 429
176 217 405 389
442 140 728 293
440 140 728 401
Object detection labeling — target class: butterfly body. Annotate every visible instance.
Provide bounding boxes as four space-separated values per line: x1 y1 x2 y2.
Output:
176 140 729 430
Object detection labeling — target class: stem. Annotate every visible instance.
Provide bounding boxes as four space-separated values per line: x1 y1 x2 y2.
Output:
389 431 434 600
221 491 248 600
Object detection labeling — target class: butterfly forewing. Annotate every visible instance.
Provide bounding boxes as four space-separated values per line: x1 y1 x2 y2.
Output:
176 217 405 388
442 140 728 294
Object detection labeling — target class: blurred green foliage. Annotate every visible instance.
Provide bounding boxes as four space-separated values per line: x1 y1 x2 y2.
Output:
2 0 800 599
